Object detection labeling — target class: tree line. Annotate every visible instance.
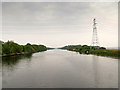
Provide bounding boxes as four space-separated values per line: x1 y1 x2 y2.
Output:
0 40 47 56
60 45 106 52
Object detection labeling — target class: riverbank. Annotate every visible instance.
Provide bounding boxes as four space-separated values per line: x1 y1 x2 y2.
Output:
2 52 24 57
1 52 32 57
0 40 47 57
60 45 120 59
89 49 120 59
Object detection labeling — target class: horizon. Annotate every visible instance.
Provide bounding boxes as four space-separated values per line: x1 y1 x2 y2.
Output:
2 2 118 48
0 40 119 49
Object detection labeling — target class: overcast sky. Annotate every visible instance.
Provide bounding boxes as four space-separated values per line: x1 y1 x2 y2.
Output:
2 2 118 48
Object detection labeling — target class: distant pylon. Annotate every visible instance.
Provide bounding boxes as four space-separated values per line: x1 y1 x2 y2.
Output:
91 18 100 47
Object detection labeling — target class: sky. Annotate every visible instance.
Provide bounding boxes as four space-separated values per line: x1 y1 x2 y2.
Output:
2 2 118 48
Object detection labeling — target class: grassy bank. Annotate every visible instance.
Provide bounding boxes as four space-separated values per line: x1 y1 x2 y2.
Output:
89 49 120 58
0 40 47 57
60 45 120 59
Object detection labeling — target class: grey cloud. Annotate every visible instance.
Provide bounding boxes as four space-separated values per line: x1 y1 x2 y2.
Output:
2 2 118 47
3 3 93 26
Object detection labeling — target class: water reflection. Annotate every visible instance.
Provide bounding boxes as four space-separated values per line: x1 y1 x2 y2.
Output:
92 56 99 88
2 50 118 88
2 54 32 71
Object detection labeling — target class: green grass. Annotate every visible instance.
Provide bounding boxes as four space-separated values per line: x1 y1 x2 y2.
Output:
89 49 120 59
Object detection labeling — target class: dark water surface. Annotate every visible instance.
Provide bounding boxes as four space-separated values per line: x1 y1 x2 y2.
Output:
2 49 118 88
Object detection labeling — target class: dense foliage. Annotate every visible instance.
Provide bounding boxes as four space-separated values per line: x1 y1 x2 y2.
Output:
1 41 47 56
0 41 3 55
60 45 119 58
60 45 105 52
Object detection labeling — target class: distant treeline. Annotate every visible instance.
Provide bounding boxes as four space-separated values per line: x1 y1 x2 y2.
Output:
0 40 47 56
60 45 120 58
60 45 106 51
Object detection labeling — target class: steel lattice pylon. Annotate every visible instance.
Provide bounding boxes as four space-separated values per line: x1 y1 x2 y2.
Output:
91 18 100 47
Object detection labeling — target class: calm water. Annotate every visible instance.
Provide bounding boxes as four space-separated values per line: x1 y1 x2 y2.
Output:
2 49 118 88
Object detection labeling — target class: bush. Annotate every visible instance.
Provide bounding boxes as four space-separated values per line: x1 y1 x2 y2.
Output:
2 41 23 55
2 41 47 55
23 44 35 53
0 41 3 55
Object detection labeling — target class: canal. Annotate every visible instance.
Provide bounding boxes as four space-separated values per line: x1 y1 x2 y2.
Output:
2 49 118 88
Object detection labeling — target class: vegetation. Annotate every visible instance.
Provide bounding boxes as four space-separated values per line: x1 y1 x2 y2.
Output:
1 40 47 56
89 49 120 58
0 40 119 58
60 45 120 58
0 40 3 55
47 47 55 50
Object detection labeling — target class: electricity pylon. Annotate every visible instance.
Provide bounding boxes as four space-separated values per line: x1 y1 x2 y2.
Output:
91 18 100 48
